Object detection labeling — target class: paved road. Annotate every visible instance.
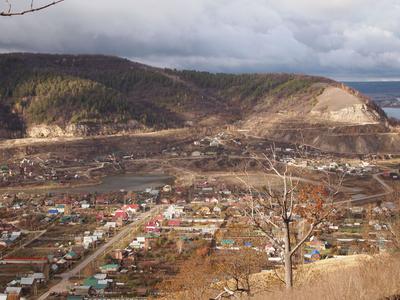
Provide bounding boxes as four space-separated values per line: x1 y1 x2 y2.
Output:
37 206 163 300
335 172 395 205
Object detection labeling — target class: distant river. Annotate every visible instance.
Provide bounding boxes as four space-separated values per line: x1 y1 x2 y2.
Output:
383 108 400 120
5 173 174 194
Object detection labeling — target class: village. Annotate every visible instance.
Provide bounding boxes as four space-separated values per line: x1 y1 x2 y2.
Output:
0 131 398 300
0 139 398 300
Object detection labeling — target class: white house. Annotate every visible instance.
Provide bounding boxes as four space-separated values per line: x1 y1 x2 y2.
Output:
163 205 184 220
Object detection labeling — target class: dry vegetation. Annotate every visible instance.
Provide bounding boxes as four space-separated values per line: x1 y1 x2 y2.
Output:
254 254 400 300
158 253 400 300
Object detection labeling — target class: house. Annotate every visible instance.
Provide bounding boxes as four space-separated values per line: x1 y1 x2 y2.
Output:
167 220 181 227
96 196 109 205
104 222 117 229
30 273 47 283
130 236 147 249
163 205 184 220
113 210 128 221
162 185 172 193
96 213 105 222
93 230 105 240
64 251 80 260
198 206 211 216
83 236 98 249
21 277 38 296
121 204 139 214
265 244 276 255
191 151 202 157
221 239 235 247
67 296 84 300
81 202 91 209
213 206 222 215
55 204 66 213
304 249 321 262
20 277 35 286
71 286 96 297
94 273 107 280
47 208 59 215
83 276 111 294
5 287 22 297
145 220 161 233
2 257 49 265
144 188 159 196
307 237 327 251
99 264 120 274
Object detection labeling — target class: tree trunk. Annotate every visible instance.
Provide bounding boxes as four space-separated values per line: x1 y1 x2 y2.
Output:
283 221 293 289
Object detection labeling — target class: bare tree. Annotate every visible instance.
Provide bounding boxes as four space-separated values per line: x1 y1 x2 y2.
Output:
0 0 64 16
159 249 267 300
239 153 344 289
210 248 267 299
158 254 215 300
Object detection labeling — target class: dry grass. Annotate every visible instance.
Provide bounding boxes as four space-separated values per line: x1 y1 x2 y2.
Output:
252 254 400 300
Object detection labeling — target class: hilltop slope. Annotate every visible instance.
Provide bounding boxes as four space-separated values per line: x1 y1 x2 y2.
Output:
0 53 398 154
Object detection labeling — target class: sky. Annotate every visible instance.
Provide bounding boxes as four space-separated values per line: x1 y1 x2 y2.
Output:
1 0 400 80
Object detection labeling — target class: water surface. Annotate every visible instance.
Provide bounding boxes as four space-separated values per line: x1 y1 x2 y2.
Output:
383 108 400 120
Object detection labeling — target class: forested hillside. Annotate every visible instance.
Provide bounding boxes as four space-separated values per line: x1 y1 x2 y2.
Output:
0 53 385 139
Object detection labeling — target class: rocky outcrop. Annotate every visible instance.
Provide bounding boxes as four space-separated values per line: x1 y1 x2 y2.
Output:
26 120 144 138
310 87 381 124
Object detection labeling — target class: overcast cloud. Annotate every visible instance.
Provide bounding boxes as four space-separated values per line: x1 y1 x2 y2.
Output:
1 0 400 80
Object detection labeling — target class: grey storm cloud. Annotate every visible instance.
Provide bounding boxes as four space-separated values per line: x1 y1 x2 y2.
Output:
1 0 400 79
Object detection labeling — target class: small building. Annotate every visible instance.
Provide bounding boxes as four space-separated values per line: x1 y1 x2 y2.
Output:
304 249 321 262
64 251 80 261
145 220 161 233
47 208 59 215
83 276 110 294
221 239 235 247
162 185 172 193
121 204 139 214
72 286 96 297
5 287 22 297
163 205 184 220
113 210 128 221
81 203 91 209
167 220 181 227
191 151 202 157
99 264 120 274
30 273 47 283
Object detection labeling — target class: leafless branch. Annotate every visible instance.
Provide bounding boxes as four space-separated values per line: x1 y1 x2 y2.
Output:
1 0 64 16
